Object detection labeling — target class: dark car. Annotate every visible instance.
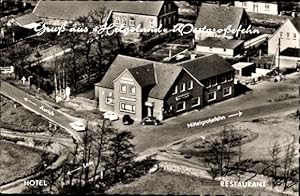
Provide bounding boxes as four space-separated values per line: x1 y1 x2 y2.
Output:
122 115 134 125
141 116 160 126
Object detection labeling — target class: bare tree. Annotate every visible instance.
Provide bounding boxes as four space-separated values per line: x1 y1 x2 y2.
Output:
282 142 297 191
269 141 282 187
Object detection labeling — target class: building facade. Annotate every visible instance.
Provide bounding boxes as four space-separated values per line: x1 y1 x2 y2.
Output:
268 17 300 55
95 54 235 121
33 0 178 29
234 1 281 15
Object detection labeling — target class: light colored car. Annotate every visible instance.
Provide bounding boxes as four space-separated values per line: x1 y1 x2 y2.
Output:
103 111 119 121
69 121 86 131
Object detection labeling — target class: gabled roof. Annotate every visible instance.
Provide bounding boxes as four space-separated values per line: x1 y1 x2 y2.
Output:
13 13 41 27
197 37 244 49
96 55 182 100
33 0 165 21
96 54 233 99
291 17 300 33
176 54 234 81
280 47 300 58
195 3 246 30
128 64 156 87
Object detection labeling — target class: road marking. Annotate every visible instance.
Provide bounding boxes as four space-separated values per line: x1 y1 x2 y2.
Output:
24 97 37 106
228 111 243 118
39 105 54 116
67 161 94 175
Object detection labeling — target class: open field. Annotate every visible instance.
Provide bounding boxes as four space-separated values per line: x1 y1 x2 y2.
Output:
0 141 44 185
0 96 70 137
175 110 298 163
107 170 288 195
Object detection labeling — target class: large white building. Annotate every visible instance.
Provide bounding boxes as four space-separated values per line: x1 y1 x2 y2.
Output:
234 1 281 15
268 17 300 55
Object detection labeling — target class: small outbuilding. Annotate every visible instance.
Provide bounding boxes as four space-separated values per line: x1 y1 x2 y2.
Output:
232 62 255 76
276 48 300 71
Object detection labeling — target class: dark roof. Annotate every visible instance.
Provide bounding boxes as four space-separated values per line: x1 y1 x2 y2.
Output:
291 17 300 32
96 54 233 99
95 55 182 100
177 54 234 81
14 13 41 26
128 64 156 87
280 47 300 58
33 0 165 20
195 3 245 30
197 37 244 49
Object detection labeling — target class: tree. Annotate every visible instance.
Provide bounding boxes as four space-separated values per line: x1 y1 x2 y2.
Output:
269 141 282 187
107 131 136 184
4 43 33 79
282 142 297 191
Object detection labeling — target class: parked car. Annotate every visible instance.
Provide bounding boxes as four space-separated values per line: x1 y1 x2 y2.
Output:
122 115 134 125
69 121 86 131
103 111 119 121
141 116 160 126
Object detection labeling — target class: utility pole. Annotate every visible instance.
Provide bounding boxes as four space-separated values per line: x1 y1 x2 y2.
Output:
277 38 281 72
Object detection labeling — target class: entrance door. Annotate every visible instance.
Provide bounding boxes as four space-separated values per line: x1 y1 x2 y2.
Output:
147 106 153 117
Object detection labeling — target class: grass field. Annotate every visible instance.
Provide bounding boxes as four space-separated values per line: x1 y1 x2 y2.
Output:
0 96 48 132
107 170 288 195
0 141 44 185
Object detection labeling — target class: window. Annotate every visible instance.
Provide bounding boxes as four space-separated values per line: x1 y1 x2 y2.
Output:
226 73 233 81
265 4 270 9
106 97 114 105
176 102 186 112
150 19 154 28
280 32 283 37
293 33 296 39
187 80 193 90
223 86 232 97
206 79 211 88
122 17 127 25
120 103 136 113
223 48 226 52
287 32 290 38
120 84 126 94
180 83 186 92
211 77 217 86
208 91 216 102
129 17 135 27
221 75 226 83
209 47 213 51
164 5 167 13
115 16 120 24
168 3 171 11
129 86 136 95
242 2 247 6
172 85 178 95
168 17 172 25
191 97 200 107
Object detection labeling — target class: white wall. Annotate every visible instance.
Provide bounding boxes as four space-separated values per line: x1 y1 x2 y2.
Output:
195 45 235 57
234 1 279 15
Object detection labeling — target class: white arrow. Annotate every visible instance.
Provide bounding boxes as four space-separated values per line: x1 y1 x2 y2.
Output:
228 111 243 118
24 97 37 106
67 167 82 176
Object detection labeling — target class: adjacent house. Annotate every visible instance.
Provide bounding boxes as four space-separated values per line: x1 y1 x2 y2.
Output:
195 37 245 58
268 16 300 55
276 48 300 70
194 3 251 41
94 54 235 121
33 0 178 29
234 1 282 15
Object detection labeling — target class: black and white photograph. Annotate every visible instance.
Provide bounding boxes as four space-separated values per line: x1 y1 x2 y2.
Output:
0 0 299 195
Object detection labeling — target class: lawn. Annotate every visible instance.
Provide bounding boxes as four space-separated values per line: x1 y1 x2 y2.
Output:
107 170 288 195
0 96 49 132
0 141 44 185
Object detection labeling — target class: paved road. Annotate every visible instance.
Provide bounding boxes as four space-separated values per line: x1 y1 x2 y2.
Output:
127 98 299 155
0 80 82 142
